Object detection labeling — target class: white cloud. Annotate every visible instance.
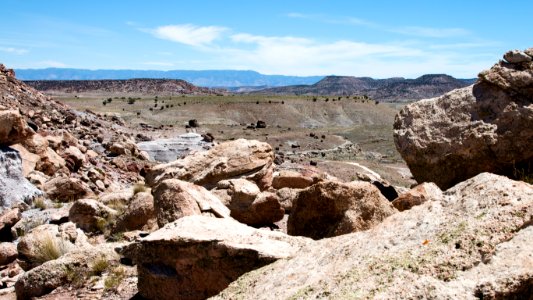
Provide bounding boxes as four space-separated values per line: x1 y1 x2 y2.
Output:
0 47 28 55
151 24 227 47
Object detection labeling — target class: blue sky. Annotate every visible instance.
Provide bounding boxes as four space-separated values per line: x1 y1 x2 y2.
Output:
1 0 531 78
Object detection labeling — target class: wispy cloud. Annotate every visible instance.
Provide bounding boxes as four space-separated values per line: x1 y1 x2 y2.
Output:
391 26 470 38
287 12 469 38
0 46 28 55
144 23 495 77
150 24 227 47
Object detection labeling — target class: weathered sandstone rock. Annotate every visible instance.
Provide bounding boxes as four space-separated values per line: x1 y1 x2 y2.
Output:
119 216 312 300
68 199 117 232
0 242 17 265
392 182 443 211
214 173 533 299
214 179 284 225
394 48 533 189
15 243 119 299
153 179 230 227
272 170 314 189
145 139 274 188
17 222 89 270
43 176 92 201
114 191 156 232
288 180 396 239
0 110 34 145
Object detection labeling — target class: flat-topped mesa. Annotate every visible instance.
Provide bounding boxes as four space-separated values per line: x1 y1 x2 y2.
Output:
394 47 533 189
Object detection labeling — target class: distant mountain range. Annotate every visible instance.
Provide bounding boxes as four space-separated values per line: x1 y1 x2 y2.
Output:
15 68 323 88
24 79 223 96
253 74 477 101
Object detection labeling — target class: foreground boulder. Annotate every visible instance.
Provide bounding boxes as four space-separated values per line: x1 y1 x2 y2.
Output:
113 191 156 232
0 147 42 210
214 173 533 299
145 139 274 188
68 199 117 232
394 48 533 189
288 180 396 239
119 216 312 300
153 179 230 227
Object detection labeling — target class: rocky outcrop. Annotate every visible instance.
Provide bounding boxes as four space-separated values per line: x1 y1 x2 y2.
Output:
394 48 533 189
287 180 396 239
214 173 533 299
153 179 230 227
137 133 212 163
0 147 42 210
392 182 443 211
0 110 34 145
119 216 312 300
145 139 274 188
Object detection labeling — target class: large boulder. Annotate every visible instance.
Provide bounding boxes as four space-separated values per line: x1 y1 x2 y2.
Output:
214 179 284 225
0 110 34 145
394 48 533 189
145 139 274 188
119 215 312 300
214 173 533 299
287 180 396 239
0 208 21 241
0 242 17 265
0 147 43 211
153 179 230 227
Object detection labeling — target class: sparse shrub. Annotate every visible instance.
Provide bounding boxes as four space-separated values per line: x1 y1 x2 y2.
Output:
160 106 164 110
102 101 107 106
127 98 136 105
256 101 259 104
107 98 112 103
282 101 285 104
65 264 85 288
104 266 126 291
149 107 153 111
133 183 148 194
136 112 141 116
96 217 108 233
33 197 47 210
34 233 70 263
91 257 109 276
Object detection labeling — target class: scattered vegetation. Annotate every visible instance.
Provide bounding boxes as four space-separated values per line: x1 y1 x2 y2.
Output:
33 197 47 210
34 233 70 263
91 257 110 276
104 266 126 291
133 182 148 194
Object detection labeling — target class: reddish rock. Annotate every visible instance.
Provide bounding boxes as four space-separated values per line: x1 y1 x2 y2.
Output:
288 180 396 239
392 182 443 211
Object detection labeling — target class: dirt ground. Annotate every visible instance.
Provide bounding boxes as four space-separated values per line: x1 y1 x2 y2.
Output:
58 93 415 187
